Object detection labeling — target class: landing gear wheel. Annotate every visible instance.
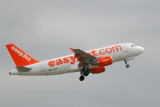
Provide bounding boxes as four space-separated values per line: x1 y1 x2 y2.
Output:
124 60 130 68
79 76 85 81
84 71 89 76
126 64 130 68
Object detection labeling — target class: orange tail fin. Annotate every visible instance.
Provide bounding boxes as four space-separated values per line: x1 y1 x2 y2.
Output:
6 44 40 66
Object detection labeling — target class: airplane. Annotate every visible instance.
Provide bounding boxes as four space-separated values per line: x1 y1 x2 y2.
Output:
6 43 144 81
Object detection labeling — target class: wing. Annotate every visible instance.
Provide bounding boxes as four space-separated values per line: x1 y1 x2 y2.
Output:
70 48 97 65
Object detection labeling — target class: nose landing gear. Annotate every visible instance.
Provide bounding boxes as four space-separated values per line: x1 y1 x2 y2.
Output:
124 60 130 68
126 64 130 68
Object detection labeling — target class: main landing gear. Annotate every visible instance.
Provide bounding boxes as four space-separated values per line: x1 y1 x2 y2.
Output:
79 63 90 81
84 70 89 76
124 60 130 68
79 75 85 81
79 70 90 81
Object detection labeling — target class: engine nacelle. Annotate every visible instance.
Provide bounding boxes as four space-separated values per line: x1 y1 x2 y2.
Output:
91 66 105 74
98 56 112 66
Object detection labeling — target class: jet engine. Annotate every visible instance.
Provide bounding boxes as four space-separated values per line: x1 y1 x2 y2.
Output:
98 56 112 66
91 66 105 74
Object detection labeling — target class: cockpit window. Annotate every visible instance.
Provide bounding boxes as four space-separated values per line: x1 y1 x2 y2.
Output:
131 44 136 47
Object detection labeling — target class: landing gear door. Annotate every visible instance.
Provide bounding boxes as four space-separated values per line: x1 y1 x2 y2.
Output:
123 44 128 53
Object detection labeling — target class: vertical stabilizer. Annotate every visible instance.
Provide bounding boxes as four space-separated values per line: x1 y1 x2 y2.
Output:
6 44 40 66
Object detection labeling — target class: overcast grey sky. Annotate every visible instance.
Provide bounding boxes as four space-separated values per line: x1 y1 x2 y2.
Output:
0 0 160 107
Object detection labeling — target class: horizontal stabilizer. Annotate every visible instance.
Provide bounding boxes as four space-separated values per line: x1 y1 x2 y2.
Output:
16 66 31 72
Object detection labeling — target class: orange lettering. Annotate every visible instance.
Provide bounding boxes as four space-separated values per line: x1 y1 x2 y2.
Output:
112 45 122 53
48 61 55 67
56 59 63 65
105 48 112 54
91 50 97 56
99 49 105 56
69 56 75 64
63 57 69 63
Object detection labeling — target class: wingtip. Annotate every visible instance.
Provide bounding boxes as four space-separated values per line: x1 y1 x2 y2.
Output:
70 48 75 52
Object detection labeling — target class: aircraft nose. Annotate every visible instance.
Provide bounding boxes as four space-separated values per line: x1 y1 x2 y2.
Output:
138 46 144 54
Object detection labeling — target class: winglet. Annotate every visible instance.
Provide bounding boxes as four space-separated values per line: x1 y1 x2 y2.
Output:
70 48 75 52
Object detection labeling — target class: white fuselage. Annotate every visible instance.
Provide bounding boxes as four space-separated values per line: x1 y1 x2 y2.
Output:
10 43 144 75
